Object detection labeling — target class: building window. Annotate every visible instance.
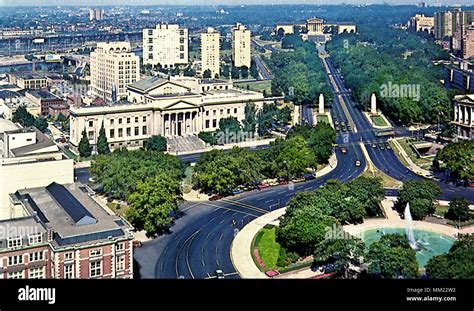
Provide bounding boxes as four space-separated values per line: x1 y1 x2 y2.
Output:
220 109 223 115
8 255 23 266
126 128 131 137
126 118 131 124
64 264 74 279
116 255 125 271
110 129 115 138
134 116 139 123
28 233 42 245
143 116 147 122
90 261 102 278
8 271 24 279
142 126 147 135
7 237 22 249
212 119 217 127
205 120 210 128
135 127 139 136
234 108 238 114
206 111 209 116
227 109 230 114
116 242 125 251
118 128 123 138
118 118 122 124
213 110 216 116
64 252 74 261
29 267 44 279
89 120 94 127
90 249 102 257
110 119 114 125
29 251 44 262
88 131 94 140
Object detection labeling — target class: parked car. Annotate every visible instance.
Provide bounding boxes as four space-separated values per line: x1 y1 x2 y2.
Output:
378 143 385 150
355 160 361 167
232 189 244 195
371 143 377 148
385 142 392 150
303 173 316 180
341 147 347 154
210 194 224 201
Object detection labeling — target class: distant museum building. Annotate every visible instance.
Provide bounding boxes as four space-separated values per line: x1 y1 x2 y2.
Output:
69 77 266 151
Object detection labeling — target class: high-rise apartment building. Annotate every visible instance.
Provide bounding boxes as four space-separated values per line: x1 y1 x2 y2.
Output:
143 24 188 68
201 27 220 78
231 23 251 68
90 42 140 102
89 9 104 21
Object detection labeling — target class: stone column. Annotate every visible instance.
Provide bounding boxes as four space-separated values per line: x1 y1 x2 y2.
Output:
318 94 324 114
371 93 377 115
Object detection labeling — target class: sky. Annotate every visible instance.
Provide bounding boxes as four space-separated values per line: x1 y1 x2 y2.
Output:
0 0 473 6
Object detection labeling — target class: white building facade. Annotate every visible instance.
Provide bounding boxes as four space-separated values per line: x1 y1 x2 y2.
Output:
201 27 220 78
90 42 140 102
69 77 265 151
453 94 474 140
232 23 251 68
143 24 189 68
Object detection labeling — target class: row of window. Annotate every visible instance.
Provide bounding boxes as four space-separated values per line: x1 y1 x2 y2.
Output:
6 233 43 249
7 267 44 279
88 116 147 128
205 107 238 117
108 126 148 139
7 251 45 266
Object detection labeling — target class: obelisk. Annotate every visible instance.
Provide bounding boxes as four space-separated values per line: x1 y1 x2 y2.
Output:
370 93 377 114
319 94 324 114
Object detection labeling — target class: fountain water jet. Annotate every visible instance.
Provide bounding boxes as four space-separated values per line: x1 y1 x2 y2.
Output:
404 203 418 250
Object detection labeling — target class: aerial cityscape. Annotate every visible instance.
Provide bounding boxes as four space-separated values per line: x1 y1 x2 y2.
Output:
0 0 472 305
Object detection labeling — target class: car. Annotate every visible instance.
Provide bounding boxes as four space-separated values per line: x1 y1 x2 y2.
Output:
258 183 270 189
347 125 352 132
324 264 336 274
335 127 340 133
292 177 305 183
378 143 385 150
355 160 361 167
340 147 347 154
303 173 316 180
334 120 339 126
232 189 244 195
341 121 346 127
215 270 225 279
385 142 392 150
371 143 377 148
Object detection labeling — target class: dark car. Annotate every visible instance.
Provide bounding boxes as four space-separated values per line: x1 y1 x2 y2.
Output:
210 194 224 201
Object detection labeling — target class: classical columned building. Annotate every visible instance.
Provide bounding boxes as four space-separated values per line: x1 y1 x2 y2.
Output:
306 17 325 35
69 77 266 151
453 94 474 140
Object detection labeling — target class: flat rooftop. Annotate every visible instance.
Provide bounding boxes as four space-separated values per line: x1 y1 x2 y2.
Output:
27 90 61 100
15 182 132 248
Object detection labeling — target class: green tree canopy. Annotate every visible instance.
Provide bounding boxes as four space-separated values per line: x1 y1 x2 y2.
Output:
144 135 167 152
396 179 441 220
97 122 110 155
445 197 471 222
436 141 474 182
78 129 92 158
366 233 419 279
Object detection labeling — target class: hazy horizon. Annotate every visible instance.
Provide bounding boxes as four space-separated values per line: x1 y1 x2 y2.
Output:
1 0 474 7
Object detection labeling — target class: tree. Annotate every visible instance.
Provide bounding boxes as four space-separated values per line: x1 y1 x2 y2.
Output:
96 122 110 155
89 149 183 201
396 180 441 220
307 122 336 164
33 117 48 132
203 69 212 79
78 129 92 158
198 131 218 145
240 66 249 79
274 136 314 178
276 207 339 256
231 66 240 79
436 141 474 182
426 234 473 279
277 106 292 124
366 233 419 279
12 106 35 127
250 60 259 79
242 102 257 135
144 135 167 152
445 197 471 222
126 173 182 236
257 103 277 136
347 176 384 216
221 65 230 78
314 236 365 278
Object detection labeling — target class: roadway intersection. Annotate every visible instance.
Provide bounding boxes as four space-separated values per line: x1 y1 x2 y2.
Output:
131 49 473 279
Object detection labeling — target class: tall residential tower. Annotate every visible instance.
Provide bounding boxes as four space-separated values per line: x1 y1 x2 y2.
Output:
201 27 220 78
143 24 189 69
231 23 251 68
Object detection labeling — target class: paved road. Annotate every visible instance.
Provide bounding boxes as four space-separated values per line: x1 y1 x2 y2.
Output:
131 45 473 279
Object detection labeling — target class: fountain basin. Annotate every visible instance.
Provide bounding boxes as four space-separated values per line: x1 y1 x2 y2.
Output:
361 228 455 268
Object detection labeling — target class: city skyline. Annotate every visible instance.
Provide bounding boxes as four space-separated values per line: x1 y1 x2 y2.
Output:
2 0 474 7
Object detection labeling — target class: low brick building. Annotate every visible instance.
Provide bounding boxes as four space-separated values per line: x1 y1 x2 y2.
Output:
0 182 134 279
25 90 65 116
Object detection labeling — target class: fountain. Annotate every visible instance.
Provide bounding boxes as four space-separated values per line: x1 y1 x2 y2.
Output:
404 203 418 250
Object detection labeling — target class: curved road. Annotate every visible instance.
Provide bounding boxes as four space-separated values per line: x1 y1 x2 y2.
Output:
134 49 473 279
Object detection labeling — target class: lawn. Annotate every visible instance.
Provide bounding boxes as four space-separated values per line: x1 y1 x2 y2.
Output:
254 227 281 270
362 167 402 189
371 115 388 127
317 115 329 124
106 202 130 218
235 80 272 94
397 138 433 169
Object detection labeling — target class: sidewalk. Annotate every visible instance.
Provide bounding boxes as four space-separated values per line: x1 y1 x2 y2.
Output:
231 208 286 279
390 138 432 178
167 138 276 157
